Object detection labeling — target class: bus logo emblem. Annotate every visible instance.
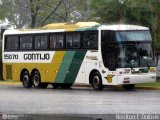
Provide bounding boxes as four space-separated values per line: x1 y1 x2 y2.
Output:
105 74 115 83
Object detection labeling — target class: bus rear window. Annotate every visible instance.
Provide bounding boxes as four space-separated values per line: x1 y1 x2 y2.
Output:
5 36 19 51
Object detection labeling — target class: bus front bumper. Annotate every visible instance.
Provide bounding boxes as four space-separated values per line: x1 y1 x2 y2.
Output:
117 74 156 85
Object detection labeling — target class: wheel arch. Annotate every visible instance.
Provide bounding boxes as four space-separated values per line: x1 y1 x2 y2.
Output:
31 69 40 76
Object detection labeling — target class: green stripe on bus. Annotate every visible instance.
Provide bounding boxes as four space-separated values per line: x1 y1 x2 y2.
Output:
54 51 76 83
63 51 86 83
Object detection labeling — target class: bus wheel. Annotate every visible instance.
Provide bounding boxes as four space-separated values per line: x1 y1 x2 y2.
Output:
91 72 104 91
32 71 42 88
123 84 135 90
21 71 32 88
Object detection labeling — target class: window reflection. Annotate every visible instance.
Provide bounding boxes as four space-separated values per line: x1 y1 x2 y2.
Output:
118 43 156 68
116 31 152 41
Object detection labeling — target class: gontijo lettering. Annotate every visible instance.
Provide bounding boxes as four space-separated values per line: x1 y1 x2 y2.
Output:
24 53 50 60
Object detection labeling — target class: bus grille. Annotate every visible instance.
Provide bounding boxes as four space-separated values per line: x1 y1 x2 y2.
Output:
6 65 12 79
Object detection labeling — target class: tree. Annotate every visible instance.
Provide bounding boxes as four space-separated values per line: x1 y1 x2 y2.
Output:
39 0 91 26
90 0 127 23
0 0 91 28
148 0 160 51
0 0 31 28
90 0 160 51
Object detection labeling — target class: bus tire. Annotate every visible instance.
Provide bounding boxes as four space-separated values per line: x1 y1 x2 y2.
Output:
91 72 104 91
123 84 135 90
32 71 42 88
21 71 32 88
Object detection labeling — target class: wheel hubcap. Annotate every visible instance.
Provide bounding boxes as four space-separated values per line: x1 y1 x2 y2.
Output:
33 75 40 86
93 76 100 88
23 75 29 85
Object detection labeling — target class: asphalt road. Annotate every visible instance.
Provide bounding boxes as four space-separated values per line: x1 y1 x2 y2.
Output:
0 84 160 120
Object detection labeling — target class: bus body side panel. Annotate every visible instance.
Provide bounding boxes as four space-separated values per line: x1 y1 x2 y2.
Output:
3 50 87 84
63 51 86 84
47 51 66 83
76 50 118 85
54 51 76 83
83 51 101 84
3 51 65 83
73 62 86 83
53 51 86 84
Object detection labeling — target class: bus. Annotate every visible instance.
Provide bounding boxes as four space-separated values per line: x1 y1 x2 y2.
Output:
2 22 156 90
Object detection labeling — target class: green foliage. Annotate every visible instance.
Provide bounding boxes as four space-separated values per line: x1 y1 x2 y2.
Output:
0 0 160 51
136 81 160 87
0 0 90 28
0 43 2 80
90 0 125 23
90 0 160 52
37 0 90 26
0 0 31 28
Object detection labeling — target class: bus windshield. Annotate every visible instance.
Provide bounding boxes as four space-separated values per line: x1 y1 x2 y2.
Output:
118 43 156 68
116 31 152 41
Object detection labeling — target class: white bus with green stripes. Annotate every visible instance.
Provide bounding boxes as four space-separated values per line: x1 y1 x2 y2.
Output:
2 22 156 90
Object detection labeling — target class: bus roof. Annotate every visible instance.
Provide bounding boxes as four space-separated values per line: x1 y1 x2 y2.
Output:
43 22 100 31
3 22 149 35
99 24 149 31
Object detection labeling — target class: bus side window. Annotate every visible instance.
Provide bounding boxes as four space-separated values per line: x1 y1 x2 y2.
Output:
20 36 33 50
108 46 118 71
83 31 98 49
5 36 19 51
35 35 48 50
66 33 80 49
50 34 64 49
66 34 72 48
101 30 115 42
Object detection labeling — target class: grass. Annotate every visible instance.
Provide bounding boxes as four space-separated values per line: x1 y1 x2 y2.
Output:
136 82 160 87
136 79 160 87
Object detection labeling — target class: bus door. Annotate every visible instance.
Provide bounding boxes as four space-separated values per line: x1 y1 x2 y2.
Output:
107 46 118 71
